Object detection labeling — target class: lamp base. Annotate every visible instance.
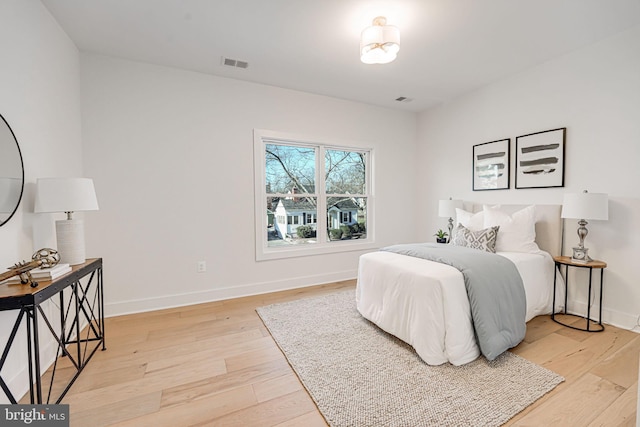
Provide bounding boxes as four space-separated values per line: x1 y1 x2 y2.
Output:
447 217 454 244
571 246 592 264
56 218 86 265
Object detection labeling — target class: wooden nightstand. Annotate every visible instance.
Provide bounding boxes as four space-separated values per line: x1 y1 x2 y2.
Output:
552 255 607 332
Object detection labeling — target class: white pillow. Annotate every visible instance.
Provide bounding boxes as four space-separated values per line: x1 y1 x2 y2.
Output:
455 205 500 231
455 208 484 231
483 205 540 253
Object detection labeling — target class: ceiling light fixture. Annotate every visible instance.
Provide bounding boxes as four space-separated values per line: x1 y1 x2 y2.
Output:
360 16 400 65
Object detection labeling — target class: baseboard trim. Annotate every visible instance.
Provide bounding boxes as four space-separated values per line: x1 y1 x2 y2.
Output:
105 269 358 317
105 277 639 332
567 299 639 331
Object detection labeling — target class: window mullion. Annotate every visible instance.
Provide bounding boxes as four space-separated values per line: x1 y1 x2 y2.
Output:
317 145 327 244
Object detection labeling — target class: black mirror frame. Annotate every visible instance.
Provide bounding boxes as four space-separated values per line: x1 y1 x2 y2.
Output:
0 114 25 227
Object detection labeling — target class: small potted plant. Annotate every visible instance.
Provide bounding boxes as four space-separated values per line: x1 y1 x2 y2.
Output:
434 229 448 244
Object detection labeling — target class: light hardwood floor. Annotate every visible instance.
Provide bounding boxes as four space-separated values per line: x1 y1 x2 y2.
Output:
39 280 638 426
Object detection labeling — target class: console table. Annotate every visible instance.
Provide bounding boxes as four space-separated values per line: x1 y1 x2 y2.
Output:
0 258 105 404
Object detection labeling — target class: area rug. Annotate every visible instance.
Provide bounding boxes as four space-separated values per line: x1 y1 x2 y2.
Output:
256 289 564 427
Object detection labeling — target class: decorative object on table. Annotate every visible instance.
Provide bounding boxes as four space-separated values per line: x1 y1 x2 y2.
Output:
561 190 608 263
434 229 448 244
438 197 463 242
0 248 60 287
473 138 510 191
515 128 565 189
0 113 24 228
360 16 400 64
34 177 99 265
0 263 71 285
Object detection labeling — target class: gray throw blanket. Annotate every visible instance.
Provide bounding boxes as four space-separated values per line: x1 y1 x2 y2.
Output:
381 243 526 361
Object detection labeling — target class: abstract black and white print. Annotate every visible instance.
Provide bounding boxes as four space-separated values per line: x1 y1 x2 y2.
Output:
473 138 510 191
515 128 566 189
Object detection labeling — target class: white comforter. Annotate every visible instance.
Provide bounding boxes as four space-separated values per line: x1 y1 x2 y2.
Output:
356 250 562 366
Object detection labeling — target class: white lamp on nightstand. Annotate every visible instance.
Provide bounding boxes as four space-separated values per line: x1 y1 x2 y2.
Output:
34 178 99 265
438 198 463 243
561 190 608 263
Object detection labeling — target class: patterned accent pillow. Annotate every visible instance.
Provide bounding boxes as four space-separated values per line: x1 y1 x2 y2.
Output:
452 224 500 253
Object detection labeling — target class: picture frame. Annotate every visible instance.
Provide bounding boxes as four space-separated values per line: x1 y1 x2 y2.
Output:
472 138 510 191
515 128 566 189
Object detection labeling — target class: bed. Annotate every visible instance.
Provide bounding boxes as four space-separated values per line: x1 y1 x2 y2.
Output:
356 204 564 366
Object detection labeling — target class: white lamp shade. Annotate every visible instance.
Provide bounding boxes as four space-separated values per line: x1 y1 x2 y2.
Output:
360 17 400 64
438 199 463 218
34 177 99 213
561 192 608 220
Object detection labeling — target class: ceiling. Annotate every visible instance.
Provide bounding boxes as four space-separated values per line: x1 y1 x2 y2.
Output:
41 0 640 113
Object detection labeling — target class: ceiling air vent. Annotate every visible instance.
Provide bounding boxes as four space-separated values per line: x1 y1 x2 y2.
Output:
395 96 413 102
221 56 249 69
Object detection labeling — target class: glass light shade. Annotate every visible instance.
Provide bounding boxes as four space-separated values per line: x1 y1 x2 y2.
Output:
34 177 99 213
438 199 463 218
561 192 608 220
360 17 400 64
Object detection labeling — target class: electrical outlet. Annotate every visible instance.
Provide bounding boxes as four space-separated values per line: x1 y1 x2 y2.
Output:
197 261 206 273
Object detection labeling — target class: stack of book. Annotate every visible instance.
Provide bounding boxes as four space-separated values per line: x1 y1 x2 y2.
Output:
0 263 72 285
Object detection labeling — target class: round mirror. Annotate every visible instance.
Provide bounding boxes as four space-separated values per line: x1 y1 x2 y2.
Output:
0 114 24 227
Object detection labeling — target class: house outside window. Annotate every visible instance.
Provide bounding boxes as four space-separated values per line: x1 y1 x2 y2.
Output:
254 129 374 260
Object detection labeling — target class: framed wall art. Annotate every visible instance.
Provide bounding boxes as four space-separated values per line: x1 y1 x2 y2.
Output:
472 138 510 191
515 128 566 189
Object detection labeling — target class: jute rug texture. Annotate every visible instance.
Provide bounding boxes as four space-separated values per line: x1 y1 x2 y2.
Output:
257 289 564 427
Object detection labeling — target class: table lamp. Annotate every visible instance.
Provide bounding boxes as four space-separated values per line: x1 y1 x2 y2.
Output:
34 178 99 265
438 198 463 243
561 190 608 263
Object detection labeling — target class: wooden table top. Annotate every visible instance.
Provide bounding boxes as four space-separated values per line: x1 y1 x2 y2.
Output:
0 258 101 301
553 255 607 269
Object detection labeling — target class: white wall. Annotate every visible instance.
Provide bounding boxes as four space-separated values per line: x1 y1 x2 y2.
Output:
417 24 640 330
80 54 418 315
0 0 83 403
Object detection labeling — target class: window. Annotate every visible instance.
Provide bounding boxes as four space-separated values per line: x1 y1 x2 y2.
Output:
304 213 317 224
254 129 373 260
